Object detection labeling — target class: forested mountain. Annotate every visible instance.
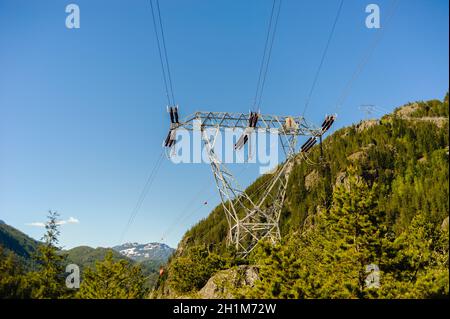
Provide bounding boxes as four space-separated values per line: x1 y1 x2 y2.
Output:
156 94 449 299
64 245 164 289
1 95 448 299
0 222 40 270
64 246 131 270
0 221 172 292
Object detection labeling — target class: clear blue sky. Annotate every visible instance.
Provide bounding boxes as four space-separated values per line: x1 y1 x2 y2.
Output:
0 0 448 249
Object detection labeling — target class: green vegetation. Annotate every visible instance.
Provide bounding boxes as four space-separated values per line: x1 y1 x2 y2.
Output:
76 251 148 299
0 246 33 298
65 246 130 271
0 212 150 299
232 168 448 298
0 221 40 270
397 94 449 118
28 211 70 298
160 94 449 298
166 246 237 293
0 211 72 298
1 95 448 299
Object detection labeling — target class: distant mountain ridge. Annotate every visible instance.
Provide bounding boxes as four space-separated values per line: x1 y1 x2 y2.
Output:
113 242 174 262
0 221 174 274
0 221 40 269
64 246 131 271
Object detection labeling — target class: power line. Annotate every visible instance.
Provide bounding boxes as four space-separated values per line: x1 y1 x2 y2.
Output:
257 0 282 110
120 150 165 242
253 0 283 111
303 0 344 117
359 104 375 119
160 180 213 241
160 164 251 242
150 0 170 106
156 0 176 106
373 105 390 113
253 0 276 110
150 0 176 106
335 0 400 112
160 190 216 242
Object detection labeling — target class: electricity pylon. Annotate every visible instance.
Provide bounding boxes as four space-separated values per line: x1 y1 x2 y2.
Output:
164 109 335 256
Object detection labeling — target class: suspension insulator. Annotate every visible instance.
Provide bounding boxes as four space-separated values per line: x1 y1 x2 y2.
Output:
169 107 175 123
174 107 179 123
251 113 259 127
301 137 317 153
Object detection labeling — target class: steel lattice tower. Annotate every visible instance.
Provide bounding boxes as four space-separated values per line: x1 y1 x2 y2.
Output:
164 110 335 256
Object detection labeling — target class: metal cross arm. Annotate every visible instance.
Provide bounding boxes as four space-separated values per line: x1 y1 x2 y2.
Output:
169 111 323 136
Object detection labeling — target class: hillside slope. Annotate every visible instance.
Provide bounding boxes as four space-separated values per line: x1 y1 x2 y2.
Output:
0 222 40 269
156 94 449 299
0 222 167 289
64 246 130 270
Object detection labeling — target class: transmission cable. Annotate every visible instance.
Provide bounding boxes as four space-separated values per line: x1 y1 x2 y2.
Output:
160 163 251 242
156 0 176 105
252 0 283 111
120 149 165 242
150 0 176 106
302 0 344 117
335 0 400 112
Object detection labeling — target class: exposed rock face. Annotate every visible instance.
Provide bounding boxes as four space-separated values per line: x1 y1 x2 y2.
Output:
335 171 347 187
356 119 380 132
347 143 376 163
395 103 420 117
442 217 449 232
347 150 368 162
412 116 449 129
304 169 319 190
198 265 259 299
393 103 448 128
418 156 427 163
175 236 192 257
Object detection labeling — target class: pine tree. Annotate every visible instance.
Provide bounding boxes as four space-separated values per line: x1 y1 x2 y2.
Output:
168 246 230 294
318 166 383 298
380 213 449 298
77 251 148 299
28 211 68 299
241 167 384 298
0 246 33 298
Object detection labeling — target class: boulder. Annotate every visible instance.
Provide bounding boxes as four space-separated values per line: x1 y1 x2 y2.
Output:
304 169 319 190
198 265 259 299
356 119 380 132
441 217 449 232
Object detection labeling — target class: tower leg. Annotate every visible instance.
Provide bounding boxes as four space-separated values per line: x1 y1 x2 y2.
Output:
201 127 299 256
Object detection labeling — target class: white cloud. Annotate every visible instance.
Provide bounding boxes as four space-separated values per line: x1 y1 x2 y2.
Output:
57 217 80 225
26 217 80 227
67 216 79 224
26 222 46 227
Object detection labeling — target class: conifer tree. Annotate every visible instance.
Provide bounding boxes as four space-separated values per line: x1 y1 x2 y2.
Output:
77 251 147 299
28 211 68 299
380 213 449 298
317 167 383 298
0 246 32 298
241 167 384 298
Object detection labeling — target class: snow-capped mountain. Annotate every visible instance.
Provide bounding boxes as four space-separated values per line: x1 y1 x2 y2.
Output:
112 242 174 262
